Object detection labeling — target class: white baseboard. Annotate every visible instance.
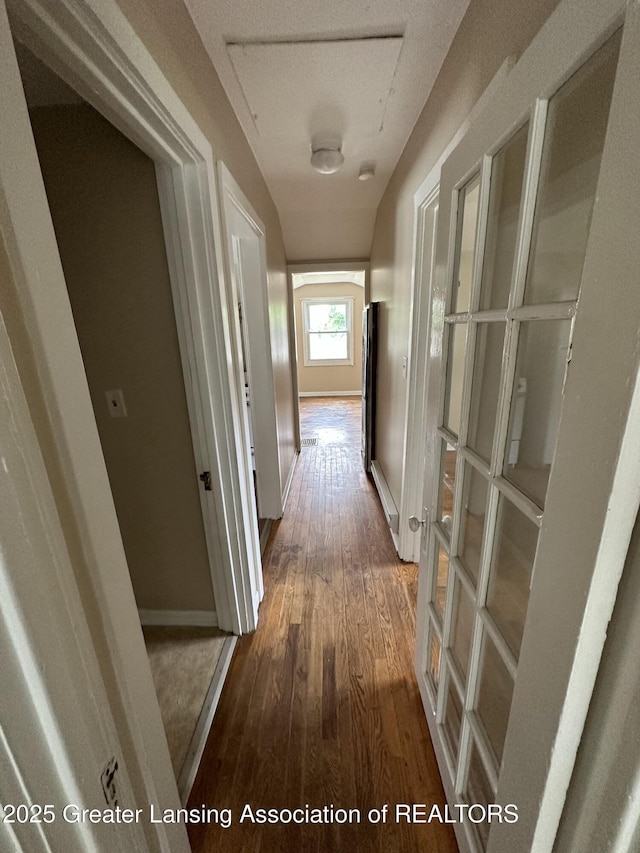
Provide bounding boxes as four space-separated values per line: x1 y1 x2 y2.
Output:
177 635 236 804
259 519 273 555
138 609 218 627
370 460 400 535
390 528 401 554
298 390 362 397
281 450 298 512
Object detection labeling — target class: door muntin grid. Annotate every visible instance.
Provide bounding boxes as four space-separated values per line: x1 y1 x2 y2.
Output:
422 30 621 852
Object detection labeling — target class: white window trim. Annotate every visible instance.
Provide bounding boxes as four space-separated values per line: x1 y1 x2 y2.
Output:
301 296 354 367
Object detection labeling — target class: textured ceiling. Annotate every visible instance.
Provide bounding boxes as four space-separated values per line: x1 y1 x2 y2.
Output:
185 0 472 260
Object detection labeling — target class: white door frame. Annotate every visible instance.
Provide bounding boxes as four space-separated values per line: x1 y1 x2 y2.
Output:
414 0 640 849
219 162 283 526
399 59 514 563
8 0 262 636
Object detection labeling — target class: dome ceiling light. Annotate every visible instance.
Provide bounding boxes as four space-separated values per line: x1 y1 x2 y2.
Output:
358 163 375 181
310 143 345 175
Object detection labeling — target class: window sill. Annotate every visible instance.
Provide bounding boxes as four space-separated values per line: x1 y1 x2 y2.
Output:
303 358 355 367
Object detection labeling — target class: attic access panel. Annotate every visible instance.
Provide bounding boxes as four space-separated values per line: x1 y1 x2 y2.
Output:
226 37 403 140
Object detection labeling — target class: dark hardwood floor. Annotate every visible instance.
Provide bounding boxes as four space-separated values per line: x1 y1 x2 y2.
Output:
188 396 457 852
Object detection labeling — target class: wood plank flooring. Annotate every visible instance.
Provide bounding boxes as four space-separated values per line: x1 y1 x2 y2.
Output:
188 397 458 852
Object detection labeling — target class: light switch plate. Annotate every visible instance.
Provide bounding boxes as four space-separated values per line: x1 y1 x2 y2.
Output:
105 389 127 418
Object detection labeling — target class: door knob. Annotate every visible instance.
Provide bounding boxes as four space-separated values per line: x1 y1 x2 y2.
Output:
408 515 425 533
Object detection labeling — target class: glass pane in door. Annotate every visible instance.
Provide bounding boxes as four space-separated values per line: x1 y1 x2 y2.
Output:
437 440 457 532
467 322 506 462
458 462 489 584
524 32 621 305
475 631 515 765
480 123 529 310
503 319 572 507
486 495 539 658
450 578 475 681
433 541 450 623
427 626 442 691
465 738 494 849
443 323 468 436
452 174 481 313
443 677 463 763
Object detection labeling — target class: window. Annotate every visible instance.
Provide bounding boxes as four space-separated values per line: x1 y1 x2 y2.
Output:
301 297 354 366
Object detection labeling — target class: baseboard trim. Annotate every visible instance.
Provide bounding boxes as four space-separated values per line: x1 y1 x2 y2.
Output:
281 450 299 510
138 609 218 627
177 635 237 804
259 519 273 556
370 460 400 535
298 390 362 397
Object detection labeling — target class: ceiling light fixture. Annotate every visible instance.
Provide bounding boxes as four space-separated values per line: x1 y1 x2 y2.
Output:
310 144 344 175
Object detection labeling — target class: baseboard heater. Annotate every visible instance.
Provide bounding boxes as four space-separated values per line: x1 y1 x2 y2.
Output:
370 460 399 534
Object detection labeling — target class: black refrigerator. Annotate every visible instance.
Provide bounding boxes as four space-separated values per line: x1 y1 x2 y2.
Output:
362 302 379 473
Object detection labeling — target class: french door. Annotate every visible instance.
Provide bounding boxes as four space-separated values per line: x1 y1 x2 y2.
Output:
415 1 640 851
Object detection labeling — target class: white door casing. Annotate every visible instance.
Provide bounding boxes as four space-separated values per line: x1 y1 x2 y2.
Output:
415 1 640 851
219 162 283 524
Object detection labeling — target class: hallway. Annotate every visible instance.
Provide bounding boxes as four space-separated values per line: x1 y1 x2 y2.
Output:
188 397 457 852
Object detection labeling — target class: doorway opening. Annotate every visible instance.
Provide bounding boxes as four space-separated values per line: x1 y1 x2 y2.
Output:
14 39 235 803
289 263 369 449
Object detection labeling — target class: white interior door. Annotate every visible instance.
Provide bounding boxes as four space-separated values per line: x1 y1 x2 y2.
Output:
414 1 640 850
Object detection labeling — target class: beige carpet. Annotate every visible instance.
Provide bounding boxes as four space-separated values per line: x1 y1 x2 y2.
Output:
142 625 228 776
